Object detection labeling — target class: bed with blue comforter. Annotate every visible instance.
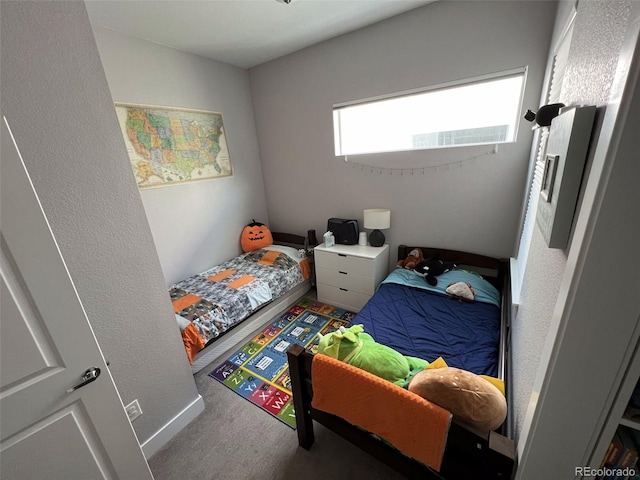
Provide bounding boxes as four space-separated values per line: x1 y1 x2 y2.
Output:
287 245 517 480
286 245 514 480
355 267 502 377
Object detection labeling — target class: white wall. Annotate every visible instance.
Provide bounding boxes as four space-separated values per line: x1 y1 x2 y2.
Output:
91 27 269 285
0 1 200 449
512 0 635 447
249 0 557 269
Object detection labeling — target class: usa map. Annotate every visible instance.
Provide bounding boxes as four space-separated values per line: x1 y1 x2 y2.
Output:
115 104 232 187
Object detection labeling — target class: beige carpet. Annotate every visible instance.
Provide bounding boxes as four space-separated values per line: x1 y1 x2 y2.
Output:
148 297 409 480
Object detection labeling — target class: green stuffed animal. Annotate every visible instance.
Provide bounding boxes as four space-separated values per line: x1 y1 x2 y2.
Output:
316 324 428 387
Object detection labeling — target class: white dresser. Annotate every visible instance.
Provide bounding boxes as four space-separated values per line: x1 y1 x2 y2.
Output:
314 243 389 311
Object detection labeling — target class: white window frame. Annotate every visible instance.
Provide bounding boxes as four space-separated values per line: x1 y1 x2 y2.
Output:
511 10 576 305
333 67 528 157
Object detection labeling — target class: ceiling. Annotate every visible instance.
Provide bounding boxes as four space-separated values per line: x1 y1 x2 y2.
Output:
85 0 435 69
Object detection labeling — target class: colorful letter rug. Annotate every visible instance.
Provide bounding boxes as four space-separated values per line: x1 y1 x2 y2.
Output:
209 297 355 428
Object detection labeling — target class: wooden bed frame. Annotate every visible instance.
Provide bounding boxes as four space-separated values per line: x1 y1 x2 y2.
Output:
271 229 318 251
287 245 516 480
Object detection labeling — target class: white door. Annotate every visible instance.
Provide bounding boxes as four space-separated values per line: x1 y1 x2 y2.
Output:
0 117 154 480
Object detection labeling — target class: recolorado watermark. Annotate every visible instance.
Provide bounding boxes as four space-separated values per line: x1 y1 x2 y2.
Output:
575 466 637 477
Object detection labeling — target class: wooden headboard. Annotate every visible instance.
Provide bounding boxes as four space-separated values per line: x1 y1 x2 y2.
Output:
272 229 318 250
397 245 507 292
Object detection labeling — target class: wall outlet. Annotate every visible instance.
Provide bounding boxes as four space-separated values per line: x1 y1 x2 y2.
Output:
125 399 142 422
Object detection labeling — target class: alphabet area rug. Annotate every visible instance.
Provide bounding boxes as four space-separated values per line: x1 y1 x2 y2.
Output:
209 297 355 428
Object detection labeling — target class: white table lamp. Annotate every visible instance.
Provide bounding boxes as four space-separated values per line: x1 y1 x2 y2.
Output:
363 208 390 247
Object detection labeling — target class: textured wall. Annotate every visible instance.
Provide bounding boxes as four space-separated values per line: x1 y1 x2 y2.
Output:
563 0 634 107
0 1 200 445
91 27 269 285
511 226 567 438
250 1 557 269
511 0 633 448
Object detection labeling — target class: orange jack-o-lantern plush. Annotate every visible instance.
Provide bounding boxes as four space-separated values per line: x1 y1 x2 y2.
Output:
241 219 273 252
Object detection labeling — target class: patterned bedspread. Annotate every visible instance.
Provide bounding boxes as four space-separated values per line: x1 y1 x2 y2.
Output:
170 248 309 362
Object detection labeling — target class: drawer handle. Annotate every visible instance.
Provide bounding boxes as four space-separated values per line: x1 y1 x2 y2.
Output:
338 253 347 257
339 288 348 291
339 271 348 275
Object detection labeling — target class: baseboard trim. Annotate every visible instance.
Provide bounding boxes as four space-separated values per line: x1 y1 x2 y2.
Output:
140 394 205 459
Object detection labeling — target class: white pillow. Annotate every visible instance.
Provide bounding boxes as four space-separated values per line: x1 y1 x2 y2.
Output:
263 244 305 263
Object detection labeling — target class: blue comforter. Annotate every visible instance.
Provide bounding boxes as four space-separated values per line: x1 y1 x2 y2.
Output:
355 268 501 377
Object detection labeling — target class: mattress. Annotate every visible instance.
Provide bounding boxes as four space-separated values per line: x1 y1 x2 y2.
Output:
354 268 501 377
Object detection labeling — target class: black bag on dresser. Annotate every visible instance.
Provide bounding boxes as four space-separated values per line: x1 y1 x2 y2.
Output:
327 218 359 245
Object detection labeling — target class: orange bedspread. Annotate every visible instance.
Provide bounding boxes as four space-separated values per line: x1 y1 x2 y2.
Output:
311 354 452 472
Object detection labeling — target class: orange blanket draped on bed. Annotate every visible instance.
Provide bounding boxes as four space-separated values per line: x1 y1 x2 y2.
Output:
181 322 205 364
311 354 452 472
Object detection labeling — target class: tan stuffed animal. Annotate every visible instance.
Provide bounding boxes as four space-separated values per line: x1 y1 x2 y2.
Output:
408 366 507 433
397 248 424 270
445 282 476 301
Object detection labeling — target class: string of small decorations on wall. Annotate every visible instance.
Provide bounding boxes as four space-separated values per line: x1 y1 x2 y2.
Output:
341 145 498 175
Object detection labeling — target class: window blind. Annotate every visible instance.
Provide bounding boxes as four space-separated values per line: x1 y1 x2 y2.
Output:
512 14 574 303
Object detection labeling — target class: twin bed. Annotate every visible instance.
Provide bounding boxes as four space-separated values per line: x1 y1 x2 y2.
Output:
170 230 317 373
287 246 515 480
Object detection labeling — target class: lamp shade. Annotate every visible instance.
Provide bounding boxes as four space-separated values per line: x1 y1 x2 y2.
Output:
363 209 390 230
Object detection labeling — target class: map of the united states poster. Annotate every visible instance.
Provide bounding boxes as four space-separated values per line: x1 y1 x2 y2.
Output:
115 104 232 188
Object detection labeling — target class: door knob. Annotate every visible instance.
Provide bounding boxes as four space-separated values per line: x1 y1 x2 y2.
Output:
66 367 101 393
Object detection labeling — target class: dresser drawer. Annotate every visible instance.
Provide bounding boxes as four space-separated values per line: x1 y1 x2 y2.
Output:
315 267 376 295
316 283 370 312
314 250 376 277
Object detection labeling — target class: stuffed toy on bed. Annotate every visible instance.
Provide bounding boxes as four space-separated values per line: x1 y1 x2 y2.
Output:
397 248 423 270
240 219 273 252
446 281 476 301
316 324 428 386
408 357 507 433
414 254 456 286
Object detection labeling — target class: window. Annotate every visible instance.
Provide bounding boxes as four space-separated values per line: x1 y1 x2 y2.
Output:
333 68 527 156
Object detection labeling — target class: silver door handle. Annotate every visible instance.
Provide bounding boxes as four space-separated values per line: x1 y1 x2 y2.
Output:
66 367 101 393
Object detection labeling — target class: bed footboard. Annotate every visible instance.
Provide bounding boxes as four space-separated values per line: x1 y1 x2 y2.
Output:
287 345 516 480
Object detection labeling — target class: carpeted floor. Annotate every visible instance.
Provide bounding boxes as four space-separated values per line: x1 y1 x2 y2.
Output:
148 295 408 480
